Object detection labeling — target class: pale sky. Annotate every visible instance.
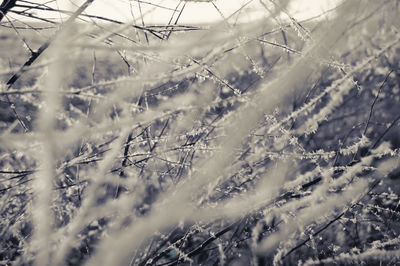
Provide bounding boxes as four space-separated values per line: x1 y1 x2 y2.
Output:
21 0 342 24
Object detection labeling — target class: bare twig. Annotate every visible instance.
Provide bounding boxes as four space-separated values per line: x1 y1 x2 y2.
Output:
363 69 393 136
166 221 239 266
0 0 17 22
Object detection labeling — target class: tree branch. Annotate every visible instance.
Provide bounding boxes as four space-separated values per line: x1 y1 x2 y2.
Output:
0 0 17 22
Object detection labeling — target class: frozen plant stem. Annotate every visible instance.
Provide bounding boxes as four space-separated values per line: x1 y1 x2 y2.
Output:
32 48 63 266
29 1 96 265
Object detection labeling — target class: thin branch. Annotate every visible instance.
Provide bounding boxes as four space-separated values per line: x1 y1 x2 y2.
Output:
363 69 393 136
370 114 400 151
0 0 17 22
166 221 239 266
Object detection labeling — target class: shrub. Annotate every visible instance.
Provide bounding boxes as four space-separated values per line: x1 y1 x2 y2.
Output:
0 0 399 265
